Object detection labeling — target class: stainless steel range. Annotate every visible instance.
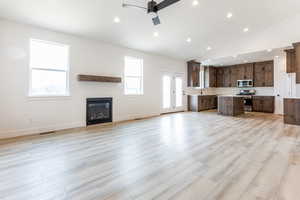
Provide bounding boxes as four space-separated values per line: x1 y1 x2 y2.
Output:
237 89 256 112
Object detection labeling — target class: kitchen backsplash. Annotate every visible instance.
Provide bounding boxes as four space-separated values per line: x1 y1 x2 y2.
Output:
214 87 275 96
185 87 275 96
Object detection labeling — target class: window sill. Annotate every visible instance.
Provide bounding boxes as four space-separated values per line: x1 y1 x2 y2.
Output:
27 95 71 101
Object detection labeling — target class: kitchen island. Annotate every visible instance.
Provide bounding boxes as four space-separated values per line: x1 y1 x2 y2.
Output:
284 97 300 125
218 95 245 116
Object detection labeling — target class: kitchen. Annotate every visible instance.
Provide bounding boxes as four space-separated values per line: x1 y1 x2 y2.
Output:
186 49 281 117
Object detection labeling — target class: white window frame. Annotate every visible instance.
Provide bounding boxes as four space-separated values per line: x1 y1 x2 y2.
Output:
28 39 70 97
124 56 144 95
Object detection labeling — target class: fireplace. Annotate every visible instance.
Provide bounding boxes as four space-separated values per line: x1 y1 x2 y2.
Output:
86 98 112 126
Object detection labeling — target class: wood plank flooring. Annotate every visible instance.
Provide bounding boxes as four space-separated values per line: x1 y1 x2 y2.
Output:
0 111 300 200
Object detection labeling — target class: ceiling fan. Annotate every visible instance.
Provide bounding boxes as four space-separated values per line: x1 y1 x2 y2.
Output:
122 0 181 26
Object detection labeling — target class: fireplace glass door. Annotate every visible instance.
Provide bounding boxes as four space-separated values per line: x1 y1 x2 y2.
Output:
86 98 112 125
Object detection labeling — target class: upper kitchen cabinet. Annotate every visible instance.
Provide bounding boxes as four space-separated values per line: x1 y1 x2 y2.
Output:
241 63 254 80
285 49 296 73
234 63 254 83
208 67 217 87
216 67 225 87
201 60 272 88
204 66 217 88
254 61 274 87
223 67 232 87
230 65 238 87
293 43 300 83
187 60 201 87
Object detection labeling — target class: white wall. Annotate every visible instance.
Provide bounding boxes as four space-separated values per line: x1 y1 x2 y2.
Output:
0 20 186 139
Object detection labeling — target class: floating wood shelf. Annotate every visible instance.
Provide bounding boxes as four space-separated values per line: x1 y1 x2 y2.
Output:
78 74 122 83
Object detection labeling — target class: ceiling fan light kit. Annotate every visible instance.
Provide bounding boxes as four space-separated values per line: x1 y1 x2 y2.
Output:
123 0 181 26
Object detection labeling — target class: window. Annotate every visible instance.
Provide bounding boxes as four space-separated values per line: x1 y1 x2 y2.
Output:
29 39 69 97
124 56 143 95
175 77 183 107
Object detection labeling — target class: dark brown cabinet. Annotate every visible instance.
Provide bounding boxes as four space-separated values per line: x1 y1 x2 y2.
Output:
252 96 275 113
204 66 217 88
188 95 217 112
284 98 300 125
218 96 244 116
216 67 225 87
293 43 300 83
193 60 273 88
230 66 238 87
213 62 260 88
254 61 274 87
223 67 231 87
208 67 217 87
285 49 296 73
187 61 201 87
242 63 254 80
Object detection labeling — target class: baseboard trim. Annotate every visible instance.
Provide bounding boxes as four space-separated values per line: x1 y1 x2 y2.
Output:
0 114 161 142
160 110 186 115
0 122 84 140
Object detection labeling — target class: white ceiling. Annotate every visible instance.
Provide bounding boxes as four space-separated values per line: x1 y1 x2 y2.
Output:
0 0 300 62
202 47 288 66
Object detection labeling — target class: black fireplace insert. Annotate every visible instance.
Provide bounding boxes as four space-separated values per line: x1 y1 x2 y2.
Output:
86 98 112 126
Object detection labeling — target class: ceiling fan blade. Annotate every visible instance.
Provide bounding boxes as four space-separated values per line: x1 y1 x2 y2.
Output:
156 0 180 11
152 16 161 26
122 3 147 10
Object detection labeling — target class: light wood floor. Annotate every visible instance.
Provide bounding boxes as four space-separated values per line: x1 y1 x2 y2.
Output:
1 111 300 200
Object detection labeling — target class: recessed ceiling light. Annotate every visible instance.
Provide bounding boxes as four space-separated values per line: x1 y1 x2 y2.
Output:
186 37 192 43
153 31 159 37
227 12 233 19
275 55 279 58
233 55 237 58
207 46 212 51
243 27 249 32
113 17 120 23
267 49 272 52
192 0 199 6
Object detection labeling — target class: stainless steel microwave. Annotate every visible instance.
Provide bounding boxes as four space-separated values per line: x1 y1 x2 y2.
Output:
237 80 253 88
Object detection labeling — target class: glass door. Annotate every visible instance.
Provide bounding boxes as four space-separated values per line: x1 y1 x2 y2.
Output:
162 74 184 113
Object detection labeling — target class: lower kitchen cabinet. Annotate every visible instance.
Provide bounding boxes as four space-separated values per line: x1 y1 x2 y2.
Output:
252 96 275 113
188 95 217 112
284 98 300 125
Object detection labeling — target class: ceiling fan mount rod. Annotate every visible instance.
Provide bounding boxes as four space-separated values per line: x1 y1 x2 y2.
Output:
147 0 158 13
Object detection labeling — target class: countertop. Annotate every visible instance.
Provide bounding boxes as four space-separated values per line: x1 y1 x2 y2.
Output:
284 97 300 99
189 94 275 97
188 94 216 96
218 95 246 98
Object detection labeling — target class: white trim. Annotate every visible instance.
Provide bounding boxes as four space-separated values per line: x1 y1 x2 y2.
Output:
0 121 84 140
0 113 161 140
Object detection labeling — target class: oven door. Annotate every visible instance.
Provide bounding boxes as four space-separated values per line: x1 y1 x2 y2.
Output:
244 98 253 112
